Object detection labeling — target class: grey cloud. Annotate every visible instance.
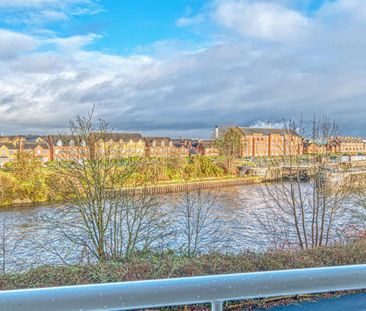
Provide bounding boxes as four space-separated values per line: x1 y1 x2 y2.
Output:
0 29 38 59
1 0 366 138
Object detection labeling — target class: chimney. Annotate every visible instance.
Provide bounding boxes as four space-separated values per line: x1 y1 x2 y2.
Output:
215 125 219 139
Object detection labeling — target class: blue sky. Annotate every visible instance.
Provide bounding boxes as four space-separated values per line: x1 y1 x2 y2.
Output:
91 0 207 54
0 0 209 53
0 0 327 52
0 0 366 137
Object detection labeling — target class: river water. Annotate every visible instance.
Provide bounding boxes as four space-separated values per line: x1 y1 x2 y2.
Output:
0 183 362 272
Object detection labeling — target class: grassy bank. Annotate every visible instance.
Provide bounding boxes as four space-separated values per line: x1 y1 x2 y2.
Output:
0 155 243 207
2 240 366 290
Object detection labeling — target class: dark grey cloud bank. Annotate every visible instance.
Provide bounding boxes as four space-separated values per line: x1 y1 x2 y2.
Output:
1 0 366 138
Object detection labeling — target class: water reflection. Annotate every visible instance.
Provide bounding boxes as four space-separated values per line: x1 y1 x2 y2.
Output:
0 184 362 272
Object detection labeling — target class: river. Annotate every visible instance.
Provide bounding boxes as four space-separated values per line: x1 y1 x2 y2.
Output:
0 183 362 272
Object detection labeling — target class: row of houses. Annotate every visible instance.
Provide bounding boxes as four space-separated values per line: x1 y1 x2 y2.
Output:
0 134 219 167
303 136 366 154
216 126 366 158
1 127 365 167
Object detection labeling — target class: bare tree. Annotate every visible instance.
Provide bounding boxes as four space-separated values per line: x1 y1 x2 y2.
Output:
42 111 167 262
173 189 224 257
258 117 352 250
0 215 19 274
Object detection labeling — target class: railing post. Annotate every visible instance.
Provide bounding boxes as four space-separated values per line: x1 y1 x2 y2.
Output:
211 301 223 311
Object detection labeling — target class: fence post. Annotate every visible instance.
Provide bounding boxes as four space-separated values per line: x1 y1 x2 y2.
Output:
211 301 223 311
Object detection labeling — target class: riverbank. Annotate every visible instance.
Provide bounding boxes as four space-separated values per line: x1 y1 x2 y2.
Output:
0 175 262 208
1 241 365 309
2 241 365 289
114 176 262 195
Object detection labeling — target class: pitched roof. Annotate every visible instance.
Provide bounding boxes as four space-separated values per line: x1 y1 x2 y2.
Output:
49 133 143 145
173 142 188 148
48 135 75 145
0 143 17 149
303 139 328 146
102 133 143 142
216 126 290 137
22 142 49 150
101 133 143 142
144 137 172 145
334 136 364 143
238 127 288 136
0 135 44 142
24 135 44 142
199 140 216 148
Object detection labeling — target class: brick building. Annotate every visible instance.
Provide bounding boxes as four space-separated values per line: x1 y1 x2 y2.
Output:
330 136 366 154
196 140 220 156
0 143 17 167
173 138 203 156
145 137 188 157
48 133 145 160
172 142 190 157
97 133 146 158
303 140 328 155
47 135 85 161
218 127 303 157
20 142 51 163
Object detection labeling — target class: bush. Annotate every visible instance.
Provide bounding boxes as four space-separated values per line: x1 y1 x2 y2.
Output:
0 171 16 205
2 240 366 290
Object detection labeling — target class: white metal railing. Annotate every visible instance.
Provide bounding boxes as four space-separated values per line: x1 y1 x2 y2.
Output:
0 264 365 311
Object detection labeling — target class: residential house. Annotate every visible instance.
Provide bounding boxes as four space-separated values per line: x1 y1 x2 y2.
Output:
303 140 328 155
330 136 366 154
0 135 45 144
172 138 200 156
197 140 220 156
48 133 145 161
145 137 185 157
172 141 190 157
20 142 51 163
47 135 86 161
0 143 17 167
97 133 145 158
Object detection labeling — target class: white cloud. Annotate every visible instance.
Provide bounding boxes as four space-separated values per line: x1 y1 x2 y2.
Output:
176 14 205 27
47 33 101 50
0 29 38 59
213 0 311 41
0 0 93 8
0 0 101 25
249 121 284 129
40 9 68 21
0 0 57 7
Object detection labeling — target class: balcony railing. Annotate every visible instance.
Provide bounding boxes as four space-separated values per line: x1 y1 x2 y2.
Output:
0 264 365 311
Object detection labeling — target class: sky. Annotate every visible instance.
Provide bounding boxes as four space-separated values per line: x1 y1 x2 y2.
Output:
0 0 366 138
